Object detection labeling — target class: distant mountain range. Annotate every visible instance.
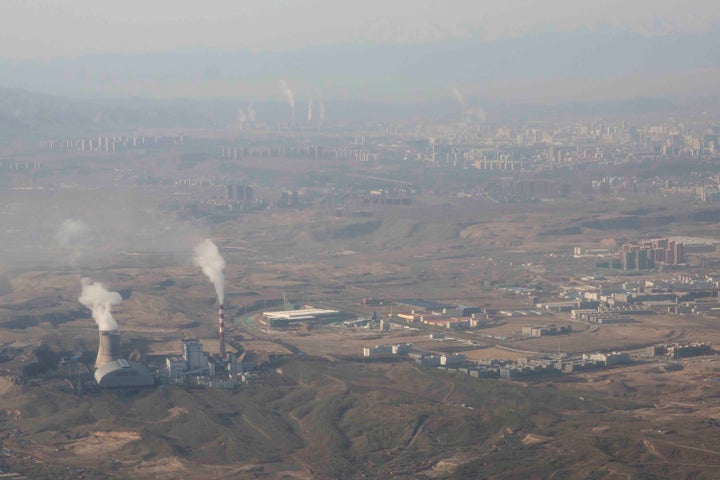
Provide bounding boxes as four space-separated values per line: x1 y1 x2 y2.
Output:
1 28 720 140
1 29 719 102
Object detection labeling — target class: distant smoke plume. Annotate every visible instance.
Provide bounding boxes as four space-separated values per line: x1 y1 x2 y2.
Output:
319 101 325 123
451 85 486 123
55 219 89 246
466 106 487 123
316 89 325 124
237 108 247 126
307 97 313 123
193 239 226 304
79 278 122 331
451 85 465 119
279 80 295 122
451 85 464 106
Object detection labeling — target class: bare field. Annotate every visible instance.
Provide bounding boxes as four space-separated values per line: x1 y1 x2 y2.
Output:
5 152 720 478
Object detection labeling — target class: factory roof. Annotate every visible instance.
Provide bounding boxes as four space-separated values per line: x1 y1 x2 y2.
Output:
263 308 339 321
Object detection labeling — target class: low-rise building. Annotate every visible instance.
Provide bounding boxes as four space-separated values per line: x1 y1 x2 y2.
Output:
440 353 466 366
363 345 393 357
584 352 631 366
521 324 571 337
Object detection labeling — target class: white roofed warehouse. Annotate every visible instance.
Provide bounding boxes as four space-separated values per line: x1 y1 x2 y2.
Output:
262 308 341 324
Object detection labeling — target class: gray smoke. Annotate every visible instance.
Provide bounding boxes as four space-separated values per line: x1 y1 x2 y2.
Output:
79 278 122 331
193 238 225 304
279 80 295 121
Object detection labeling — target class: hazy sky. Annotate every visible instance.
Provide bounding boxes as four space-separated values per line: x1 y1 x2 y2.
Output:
2 0 719 59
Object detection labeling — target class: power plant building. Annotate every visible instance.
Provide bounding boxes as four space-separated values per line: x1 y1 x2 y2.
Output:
183 338 205 370
94 359 154 388
94 330 154 388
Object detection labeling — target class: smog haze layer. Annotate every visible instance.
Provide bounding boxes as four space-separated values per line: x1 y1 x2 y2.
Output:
3 2 720 480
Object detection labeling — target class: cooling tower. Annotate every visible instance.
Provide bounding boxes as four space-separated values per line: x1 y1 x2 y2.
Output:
95 330 122 369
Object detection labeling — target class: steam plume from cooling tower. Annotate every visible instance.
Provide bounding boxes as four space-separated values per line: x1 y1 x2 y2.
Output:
79 278 122 331
193 239 226 304
279 80 295 121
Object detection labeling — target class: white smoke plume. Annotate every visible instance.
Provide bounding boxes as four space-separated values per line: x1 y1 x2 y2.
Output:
237 108 247 123
279 80 295 121
307 97 313 123
451 85 486 123
79 278 122 331
193 238 226 304
55 219 89 246
451 85 464 106
466 106 487 123
451 85 466 121
315 88 325 124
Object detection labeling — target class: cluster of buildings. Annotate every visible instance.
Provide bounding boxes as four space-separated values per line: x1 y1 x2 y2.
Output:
360 341 640 380
396 118 720 174
555 272 720 322
162 338 253 389
492 352 631 379
520 324 572 337
393 302 492 330
39 134 185 153
225 184 254 206
90 322 260 390
362 343 414 357
396 310 487 330
646 342 713 359
361 342 468 367
621 238 685 271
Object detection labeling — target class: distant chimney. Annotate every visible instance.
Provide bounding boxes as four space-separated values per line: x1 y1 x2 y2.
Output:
95 330 122 369
219 304 226 359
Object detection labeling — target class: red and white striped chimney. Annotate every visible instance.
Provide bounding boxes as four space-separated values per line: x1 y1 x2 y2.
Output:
218 304 226 359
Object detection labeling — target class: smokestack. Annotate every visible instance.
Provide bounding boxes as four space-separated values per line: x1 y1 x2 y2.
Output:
95 330 122 369
307 97 313 124
279 80 295 124
218 304 226 358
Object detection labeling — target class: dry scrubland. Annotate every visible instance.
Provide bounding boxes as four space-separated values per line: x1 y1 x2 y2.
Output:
5 356 720 479
5 174 720 478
